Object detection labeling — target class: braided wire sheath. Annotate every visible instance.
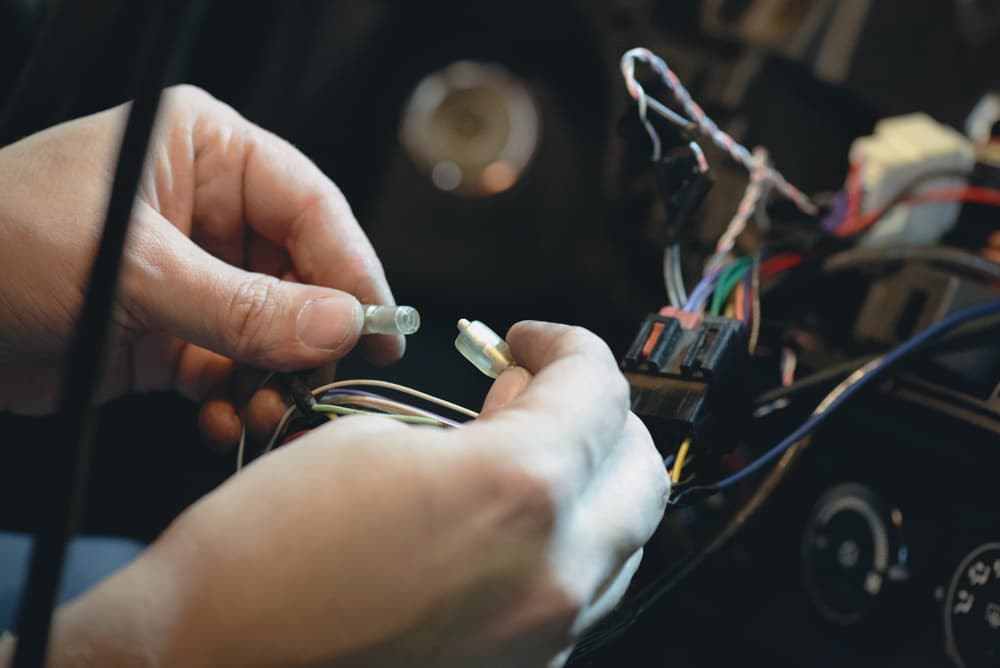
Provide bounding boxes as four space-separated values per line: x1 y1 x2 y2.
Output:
716 146 770 256
621 47 818 216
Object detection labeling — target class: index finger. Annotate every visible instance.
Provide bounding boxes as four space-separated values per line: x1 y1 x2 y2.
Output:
181 87 404 364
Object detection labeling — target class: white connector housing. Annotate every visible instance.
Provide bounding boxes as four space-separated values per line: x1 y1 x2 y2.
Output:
849 113 974 247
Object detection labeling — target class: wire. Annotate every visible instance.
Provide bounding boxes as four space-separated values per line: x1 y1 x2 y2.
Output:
748 251 763 354
822 245 1000 280
237 380 478 471
310 379 479 419
734 282 746 322
687 140 709 174
663 244 684 308
320 393 463 427
620 47 818 216
703 299 1000 493
780 346 798 387
312 404 445 425
575 301 1000 661
713 146 770 261
670 438 692 483
835 185 1000 237
709 258 751 315
672 244 689 307
12 3 203 665
684 274 717 311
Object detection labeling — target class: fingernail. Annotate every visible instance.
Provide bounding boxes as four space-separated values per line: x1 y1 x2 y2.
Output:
296 295 361 352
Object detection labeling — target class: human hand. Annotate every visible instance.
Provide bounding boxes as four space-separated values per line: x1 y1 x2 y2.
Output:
0 85 401 443
38 322 669 668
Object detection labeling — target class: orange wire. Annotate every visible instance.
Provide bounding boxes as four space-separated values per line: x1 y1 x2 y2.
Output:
734 283 746 321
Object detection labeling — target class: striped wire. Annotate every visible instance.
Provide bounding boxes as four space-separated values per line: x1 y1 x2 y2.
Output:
621 47 818 216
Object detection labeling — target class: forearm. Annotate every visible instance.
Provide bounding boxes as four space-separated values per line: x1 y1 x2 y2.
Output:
0 549 200 668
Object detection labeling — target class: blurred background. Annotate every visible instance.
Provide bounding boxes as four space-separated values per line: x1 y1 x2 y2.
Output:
2 1 1000 666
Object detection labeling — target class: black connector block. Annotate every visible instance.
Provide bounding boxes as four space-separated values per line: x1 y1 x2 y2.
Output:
622 310 748 446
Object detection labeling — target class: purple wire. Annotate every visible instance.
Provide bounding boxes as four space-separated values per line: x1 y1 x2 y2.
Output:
319 389 386 400
684 272 718 311
820 189 848 233
318 389 466 428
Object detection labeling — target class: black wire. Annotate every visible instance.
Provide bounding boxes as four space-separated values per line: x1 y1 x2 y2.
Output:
12 2 202 665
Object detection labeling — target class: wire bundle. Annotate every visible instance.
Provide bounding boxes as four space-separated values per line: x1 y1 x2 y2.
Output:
620 47 817 216
237 379 478 471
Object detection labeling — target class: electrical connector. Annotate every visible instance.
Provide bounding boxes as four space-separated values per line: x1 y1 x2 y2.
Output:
622 308 747 445
655 150 714 245
362 305 421 336
455 318 514 378
850 113 975 246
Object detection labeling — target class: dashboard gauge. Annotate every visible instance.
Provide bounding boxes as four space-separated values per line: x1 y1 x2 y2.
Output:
801 483 909 625
944 543 1000 668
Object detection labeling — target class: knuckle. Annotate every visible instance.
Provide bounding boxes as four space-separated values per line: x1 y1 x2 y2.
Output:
163 83 213 107
224 274 281 358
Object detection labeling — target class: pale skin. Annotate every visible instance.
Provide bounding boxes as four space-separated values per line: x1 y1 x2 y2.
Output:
0 86 669 667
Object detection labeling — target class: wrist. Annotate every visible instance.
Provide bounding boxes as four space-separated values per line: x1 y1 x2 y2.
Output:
43 543 213 668
0 631 14 667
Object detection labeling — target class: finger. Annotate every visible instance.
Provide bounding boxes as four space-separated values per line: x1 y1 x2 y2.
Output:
481 366 532 414
199 393 241 450
127 207 365 371
170 344 235 400
572 548 644 635
167 86 404 364
245 387 291 437
553 415 668 605
545 550 645 668
470 322 632 491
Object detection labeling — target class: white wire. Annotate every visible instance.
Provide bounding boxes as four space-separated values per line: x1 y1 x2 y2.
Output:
309 379 479 418
236 379 479 472
330 395 458 424
663 244 683 308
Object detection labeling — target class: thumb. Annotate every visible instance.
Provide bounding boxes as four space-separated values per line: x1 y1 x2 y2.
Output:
129 218 364 370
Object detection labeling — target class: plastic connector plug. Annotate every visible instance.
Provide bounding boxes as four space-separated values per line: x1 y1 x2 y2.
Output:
655 151 714 245
849 113 975 246
455 319 514 379
622 308 747 446
362 305 421 335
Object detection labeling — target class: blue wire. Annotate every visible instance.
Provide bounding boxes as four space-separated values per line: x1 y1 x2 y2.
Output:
715 299 1000 490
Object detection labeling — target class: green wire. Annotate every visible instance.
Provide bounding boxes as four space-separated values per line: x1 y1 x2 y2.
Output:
312 404 443 425
710 258 752 315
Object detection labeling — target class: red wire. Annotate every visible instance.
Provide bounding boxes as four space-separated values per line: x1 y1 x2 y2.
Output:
760 253 804 280
836 185 1000 237
282 430 313 445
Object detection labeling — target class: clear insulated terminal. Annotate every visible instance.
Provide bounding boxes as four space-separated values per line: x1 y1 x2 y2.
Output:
455 318 515 378
362 305 421 336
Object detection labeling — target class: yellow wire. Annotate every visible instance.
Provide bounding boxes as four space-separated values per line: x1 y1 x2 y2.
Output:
671 438 692 483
